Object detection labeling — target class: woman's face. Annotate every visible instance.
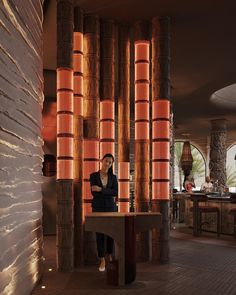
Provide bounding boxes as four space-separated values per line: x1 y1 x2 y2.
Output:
101 157 113 171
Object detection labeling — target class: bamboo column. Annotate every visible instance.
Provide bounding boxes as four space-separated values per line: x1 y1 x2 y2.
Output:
151 16 171 263
118 24 130 212
100 20 115 158
134 20 150 261
83 14 100 263
56 0 74 271
73 7 84 266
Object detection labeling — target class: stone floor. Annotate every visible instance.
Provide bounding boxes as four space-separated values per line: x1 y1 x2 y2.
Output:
32 226 236 295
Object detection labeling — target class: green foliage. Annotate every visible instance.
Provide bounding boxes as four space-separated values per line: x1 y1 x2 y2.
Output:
226 165 236 187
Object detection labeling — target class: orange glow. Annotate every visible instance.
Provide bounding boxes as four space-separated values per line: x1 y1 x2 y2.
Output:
135 102 149 120
74 75 83 95
73 54 83 73
57 114 73 134
119 182 129 197
57 68 73 90
119 202 129 213
57 137 73 157
83 161 99 179
74 96 83 116
57 160 73 179
83 182 93 198
73 32 83 51
84 203 92 214
100 143 115 157
135 83 149 100
83 140 99 159
152 162 169 179
100 122 115 138
135 63 149 80
57 91 73 112
152 100 170 119
135 41 150 60
100 100 115 119
152 141 170 159
152 182 169 200
118 162 130 179
152 121 170 139
135 122 149 140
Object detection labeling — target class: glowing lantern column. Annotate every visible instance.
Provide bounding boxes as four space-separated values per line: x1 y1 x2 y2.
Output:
118 24 130 213
100 20 115 158
56 0 74 271
151 16 171 263
73 7 84 266
134 40 150 212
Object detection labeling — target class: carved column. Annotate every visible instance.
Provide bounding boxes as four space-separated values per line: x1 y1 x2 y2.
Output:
118 24 130 213
134 20 150 262
73 6 84 266
209 119 227 186
151 16 170 263
56 0 74 271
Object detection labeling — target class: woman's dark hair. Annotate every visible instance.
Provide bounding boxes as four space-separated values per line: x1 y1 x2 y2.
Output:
102 153 114 175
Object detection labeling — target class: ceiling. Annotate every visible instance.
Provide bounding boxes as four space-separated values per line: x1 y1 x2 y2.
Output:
43 0 236 150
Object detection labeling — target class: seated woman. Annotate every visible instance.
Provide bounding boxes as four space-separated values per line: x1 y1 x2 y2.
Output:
183 175 195 193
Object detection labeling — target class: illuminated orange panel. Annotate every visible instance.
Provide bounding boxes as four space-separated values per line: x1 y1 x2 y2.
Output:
83 161 99 179
57 68 73 90
135 102 149 120
100 121 114 139
152 162 169 179
73 31 83 52
118 162 130 179
152 100 170 119
135 83 149 101
152 141 170 160
74 75 83 95
152 121 169 139
83 181 93 199
119 182 129 197
135 122 149 140
83 140 99 159
152 182 169 200
57 114 73 134
135 41 149 61
57 91 73 112
135 63 149 80
100 100 114 119
119 202 129 213
83 203 92 215
57 137 73 157
74 96 83 116
100 143 115 158
57 159 73 179
73 53 83 73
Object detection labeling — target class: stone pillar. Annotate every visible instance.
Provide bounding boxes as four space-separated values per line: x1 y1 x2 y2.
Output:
209 119 227 186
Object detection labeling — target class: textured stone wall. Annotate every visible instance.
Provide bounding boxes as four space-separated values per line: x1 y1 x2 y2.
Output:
209 119 227 186
0 1 44 294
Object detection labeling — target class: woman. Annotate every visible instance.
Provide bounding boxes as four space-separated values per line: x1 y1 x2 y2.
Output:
89 153 118 272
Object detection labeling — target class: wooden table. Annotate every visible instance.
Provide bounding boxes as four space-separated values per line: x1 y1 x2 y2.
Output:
85 212 162 286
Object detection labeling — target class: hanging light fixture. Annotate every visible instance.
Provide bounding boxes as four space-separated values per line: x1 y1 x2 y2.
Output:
180 141 193 175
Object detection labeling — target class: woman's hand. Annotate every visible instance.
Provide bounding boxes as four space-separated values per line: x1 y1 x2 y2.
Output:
91 185 102 192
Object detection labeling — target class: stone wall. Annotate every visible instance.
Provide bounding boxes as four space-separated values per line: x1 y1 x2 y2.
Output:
0 1 44 294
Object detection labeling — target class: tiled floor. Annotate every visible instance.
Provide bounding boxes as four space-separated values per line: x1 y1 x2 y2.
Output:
32 226 236 295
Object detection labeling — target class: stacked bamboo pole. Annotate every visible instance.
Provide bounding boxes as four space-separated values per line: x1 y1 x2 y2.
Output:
56 0 74 271
151 16 171 263
118 24 130 212
73 7 84 266
83 14 100 263
100 20 115 158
